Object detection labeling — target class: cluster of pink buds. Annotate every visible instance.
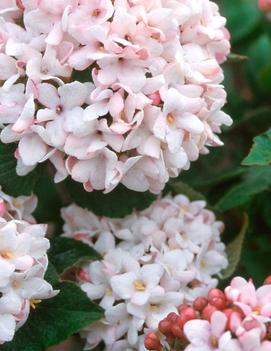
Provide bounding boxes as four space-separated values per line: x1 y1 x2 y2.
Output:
145 276 271 351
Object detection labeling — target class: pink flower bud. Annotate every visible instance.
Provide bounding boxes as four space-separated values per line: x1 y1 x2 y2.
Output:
148 91 161 106
202 305 218 321
209 297 226 310
193 296 208 311
208 288 225 302
264 275 271 285
144 333 161 351
259 0 271 11
159 319 172 336
171 324 184 339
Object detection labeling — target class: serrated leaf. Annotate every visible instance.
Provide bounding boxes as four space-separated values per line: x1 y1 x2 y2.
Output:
66 180 157 218
168 181 205 201
216 167 271 211
2 282 104 351
0 142 42 196
242 130 271 166
48 237 101 274
222 213 249 279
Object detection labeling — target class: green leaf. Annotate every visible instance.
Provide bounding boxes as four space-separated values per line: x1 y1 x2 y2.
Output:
168 181 205 201
34 174 62 223
3 282 104 351
242 130 271 166
66 180 157 218
246 35 271 94
218 0 260 44
222 213 249 279
216 166 271 211
44 262 60 286
48 237 101 274
0 142 42 196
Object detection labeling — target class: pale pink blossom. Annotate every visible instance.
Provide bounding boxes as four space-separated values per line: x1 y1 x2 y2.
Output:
0 0 231 193
0 190 58 344
62 194 228 350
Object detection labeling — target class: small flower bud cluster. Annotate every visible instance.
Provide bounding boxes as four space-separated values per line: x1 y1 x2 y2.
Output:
0 0 231 193
145 276 271 351
62 194 228 350
0 189 58 344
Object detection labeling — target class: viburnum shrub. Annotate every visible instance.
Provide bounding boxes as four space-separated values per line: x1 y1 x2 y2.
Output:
62 195 228 350
144 276 271 351
0 0 231 193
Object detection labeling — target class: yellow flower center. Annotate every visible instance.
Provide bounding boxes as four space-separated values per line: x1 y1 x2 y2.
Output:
134 280 146 291
12 199 21 208
200 260 207 268
253 305 262 315
30 299 42 310
13 281 22 289
167 113 175 125
210 335 218 348
1 251 14 260
105 288 113 296
149 304 159 312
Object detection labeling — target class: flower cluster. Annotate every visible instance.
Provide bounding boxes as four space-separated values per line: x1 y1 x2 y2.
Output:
0 189 58 344
62 194 228 350
145 276 271 351
0 0 231 193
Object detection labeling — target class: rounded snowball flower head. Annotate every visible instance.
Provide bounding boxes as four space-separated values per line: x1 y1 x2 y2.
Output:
62 194 228 350
0 190 58 344
0 0 231 193
144 276 271 351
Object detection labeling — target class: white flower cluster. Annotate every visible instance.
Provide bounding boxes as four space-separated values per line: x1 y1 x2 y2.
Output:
0 188 58 344
0 0 231 193
62 195 228 350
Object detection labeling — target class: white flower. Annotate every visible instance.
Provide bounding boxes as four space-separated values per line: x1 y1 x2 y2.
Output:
0 189 58 344
62 194 228 350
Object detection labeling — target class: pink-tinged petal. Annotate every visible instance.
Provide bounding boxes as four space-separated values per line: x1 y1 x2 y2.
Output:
36 108 56 123
46 21 63 46
109 92 124 117
177 112 205 134
138 136 161 159
110 272 137 299
68 46 93 71
0 126 21 143
0 54 17 80
84 102 109 121
0 314 16 343
259 341 271 351
37 83 59 109
210 311 227 338
261 302 271 317
239 329 261 351
81 283 106 300
12 95 35 133
58 82 90 109
118 66 146 93
141 264 164 287
131 291 150 306
257 285 271 305
57 41 74 65
18 135 47 166
184 319 210 345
